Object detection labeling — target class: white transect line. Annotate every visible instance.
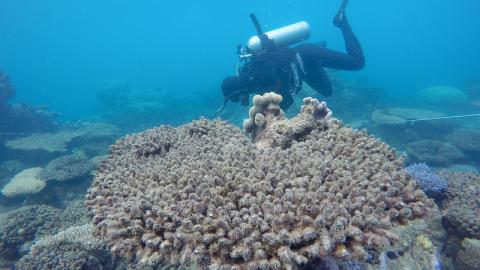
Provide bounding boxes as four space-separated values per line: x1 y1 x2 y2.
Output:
1 114 480 135
379 113 480 124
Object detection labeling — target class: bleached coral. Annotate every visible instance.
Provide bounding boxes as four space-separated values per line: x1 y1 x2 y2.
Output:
86 95 430 269
1 167 45 197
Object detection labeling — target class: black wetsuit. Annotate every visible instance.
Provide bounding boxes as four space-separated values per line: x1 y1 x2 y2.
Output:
234 21 364 110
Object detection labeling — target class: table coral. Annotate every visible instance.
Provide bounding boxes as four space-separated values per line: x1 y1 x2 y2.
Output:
1 168 45 197
86 95 430 269
41 153 93 182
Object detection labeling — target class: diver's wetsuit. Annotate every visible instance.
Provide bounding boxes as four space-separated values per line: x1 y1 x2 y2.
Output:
221 11 365 110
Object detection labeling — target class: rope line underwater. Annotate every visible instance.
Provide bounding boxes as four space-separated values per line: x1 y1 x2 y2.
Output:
1 113 480 136
377 113 480 125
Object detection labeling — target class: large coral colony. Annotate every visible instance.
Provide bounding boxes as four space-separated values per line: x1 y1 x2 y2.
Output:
86 92 432 269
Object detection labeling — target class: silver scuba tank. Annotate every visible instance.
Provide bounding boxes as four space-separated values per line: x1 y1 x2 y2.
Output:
247 21 311 53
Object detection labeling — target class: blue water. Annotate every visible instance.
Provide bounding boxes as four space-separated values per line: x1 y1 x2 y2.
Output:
1 2 480 269
1 0 479 120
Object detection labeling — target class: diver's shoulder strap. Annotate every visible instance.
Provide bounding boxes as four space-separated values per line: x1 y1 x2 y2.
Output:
289 51 305 96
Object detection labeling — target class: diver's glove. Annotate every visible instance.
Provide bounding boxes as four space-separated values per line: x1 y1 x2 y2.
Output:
333 0 350 29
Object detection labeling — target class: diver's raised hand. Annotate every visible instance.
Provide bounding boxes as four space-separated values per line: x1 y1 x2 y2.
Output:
333 0 349 28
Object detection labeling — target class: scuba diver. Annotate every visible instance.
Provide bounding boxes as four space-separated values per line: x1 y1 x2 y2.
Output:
219 0 364 112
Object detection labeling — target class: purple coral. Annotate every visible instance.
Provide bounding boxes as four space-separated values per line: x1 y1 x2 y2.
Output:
405 163 447 199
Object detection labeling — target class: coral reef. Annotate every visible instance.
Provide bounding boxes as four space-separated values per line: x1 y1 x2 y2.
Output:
5 132 77 153
0 70 59 144
0 205 61 259
0 201 92 265
0 70 15 104
406 140 465 166
244 93 332 149
0 160 26 182
416 86 468 108
86 95 431 269
455 238 480 270
368 107 459 148
448 129 480 153
318 71 385 122
4 122 119 164
371 108 446 125
375 205 446 270
0 103 58 140
95 80 222 130
1 167 45 197
440 171 480 239
60 200 90 226
405 163 447 200
41 153 93 182
16 224 112 270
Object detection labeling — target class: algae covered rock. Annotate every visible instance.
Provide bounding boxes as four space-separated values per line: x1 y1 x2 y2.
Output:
86 95 432 269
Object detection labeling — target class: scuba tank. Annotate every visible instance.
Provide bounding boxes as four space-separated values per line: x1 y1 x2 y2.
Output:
247 21 311 53
215 14 310 117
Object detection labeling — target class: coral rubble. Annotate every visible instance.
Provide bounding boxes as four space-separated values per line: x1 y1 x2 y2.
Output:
86 94 431 269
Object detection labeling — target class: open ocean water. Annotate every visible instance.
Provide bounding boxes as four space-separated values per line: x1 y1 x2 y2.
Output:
0 1 479 269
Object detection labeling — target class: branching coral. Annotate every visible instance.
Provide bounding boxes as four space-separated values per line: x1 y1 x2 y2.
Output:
0 205 61 259
16 224 111 270
86 95 430 269
405 163 447 200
